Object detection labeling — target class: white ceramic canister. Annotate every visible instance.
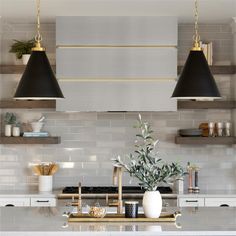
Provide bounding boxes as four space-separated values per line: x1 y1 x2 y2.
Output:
39 175 53 192
174 178 184 194
142 191 162 218
5 124 12 137
12 126 20 137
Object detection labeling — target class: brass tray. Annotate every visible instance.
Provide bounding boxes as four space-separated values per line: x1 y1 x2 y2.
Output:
68 211 181 222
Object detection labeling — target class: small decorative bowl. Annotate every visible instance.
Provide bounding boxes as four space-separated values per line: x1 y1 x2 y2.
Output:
31 122 44 132
88 206 106 218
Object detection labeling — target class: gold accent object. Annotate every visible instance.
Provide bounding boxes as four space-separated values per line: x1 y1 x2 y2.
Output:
68 211 181 222
77 182 82 215
191 0 202 51
31 0 45 52
109 166 123 214
88 206 106 218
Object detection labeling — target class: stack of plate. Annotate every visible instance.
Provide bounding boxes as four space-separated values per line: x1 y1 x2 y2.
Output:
179 129 202 137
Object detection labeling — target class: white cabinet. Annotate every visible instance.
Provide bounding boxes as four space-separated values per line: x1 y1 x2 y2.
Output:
0 197 57 207
0 198 30 207
205 198 236 207
178 197 204 207
30 197 57 207
179 196 236 207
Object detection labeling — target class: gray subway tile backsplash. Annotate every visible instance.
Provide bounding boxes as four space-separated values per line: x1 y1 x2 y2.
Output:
1 108 235 191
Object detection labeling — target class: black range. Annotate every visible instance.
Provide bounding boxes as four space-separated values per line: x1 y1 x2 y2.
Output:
62 186 172 194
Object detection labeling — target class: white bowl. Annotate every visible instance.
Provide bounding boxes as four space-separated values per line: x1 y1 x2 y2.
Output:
31 122 44 132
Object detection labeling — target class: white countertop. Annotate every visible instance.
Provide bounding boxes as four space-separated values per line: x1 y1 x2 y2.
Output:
0 190 176 199
0 190 59 198
1 207 236 235
178 189 236 198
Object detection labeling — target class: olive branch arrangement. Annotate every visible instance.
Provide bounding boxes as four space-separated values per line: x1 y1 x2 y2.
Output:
112 114 186 191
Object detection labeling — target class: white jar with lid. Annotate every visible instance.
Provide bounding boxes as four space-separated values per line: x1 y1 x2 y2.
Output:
5 124 12 137
12 126 20 137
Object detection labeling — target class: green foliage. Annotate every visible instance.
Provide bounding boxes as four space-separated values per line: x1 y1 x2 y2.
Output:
4 112 16 125
9 39 35 59
112 114 186 191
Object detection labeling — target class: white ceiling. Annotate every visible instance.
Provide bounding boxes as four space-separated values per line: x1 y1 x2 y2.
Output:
0 0 236 24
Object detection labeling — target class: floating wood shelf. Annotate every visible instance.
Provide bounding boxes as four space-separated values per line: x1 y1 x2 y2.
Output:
0 65 56 74
178 100 236 110
175 136 235 145
178 65 236 75
0 136 61 144
0 100 56 109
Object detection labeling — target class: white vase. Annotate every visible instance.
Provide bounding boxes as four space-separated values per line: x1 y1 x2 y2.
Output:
39 176 53 192
5 124 12 137
22 54 30 65
143 191 162 218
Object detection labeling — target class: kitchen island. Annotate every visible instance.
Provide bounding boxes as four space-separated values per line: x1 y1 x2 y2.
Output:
1 207 236 235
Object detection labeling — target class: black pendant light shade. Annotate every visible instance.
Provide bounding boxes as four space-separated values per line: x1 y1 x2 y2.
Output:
171 50 221 99
14 51 64 99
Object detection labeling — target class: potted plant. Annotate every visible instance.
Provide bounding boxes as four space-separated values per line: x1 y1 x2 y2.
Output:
9 39 34 65
4 112 17 137
112 114 186 218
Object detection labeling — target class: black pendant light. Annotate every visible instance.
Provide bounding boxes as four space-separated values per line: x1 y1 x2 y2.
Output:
14 0 64 100
172 0 221 99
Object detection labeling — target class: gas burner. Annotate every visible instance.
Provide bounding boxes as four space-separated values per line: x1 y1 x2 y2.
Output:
62 186 172 194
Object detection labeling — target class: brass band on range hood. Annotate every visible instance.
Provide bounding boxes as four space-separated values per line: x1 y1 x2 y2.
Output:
57 78 176 82
56 45 177 48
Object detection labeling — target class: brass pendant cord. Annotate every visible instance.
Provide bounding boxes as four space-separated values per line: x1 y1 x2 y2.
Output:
32 0 45 51
192 0 201 51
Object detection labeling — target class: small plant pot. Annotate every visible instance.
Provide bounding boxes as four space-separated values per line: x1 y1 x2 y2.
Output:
22 54 31 65
39 175 53 192
5 124 12 137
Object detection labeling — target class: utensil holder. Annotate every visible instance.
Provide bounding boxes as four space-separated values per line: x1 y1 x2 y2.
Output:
39 175 53 192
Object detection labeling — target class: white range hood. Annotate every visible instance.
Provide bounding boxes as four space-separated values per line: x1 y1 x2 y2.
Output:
56 16 177 111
